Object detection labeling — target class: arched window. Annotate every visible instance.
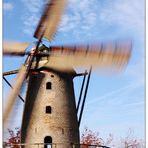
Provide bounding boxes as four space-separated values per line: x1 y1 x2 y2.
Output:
44 136 52 148
46 82 52 89
46 106 52 114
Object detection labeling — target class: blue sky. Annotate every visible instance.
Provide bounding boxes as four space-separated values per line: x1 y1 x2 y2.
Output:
3 0 145 145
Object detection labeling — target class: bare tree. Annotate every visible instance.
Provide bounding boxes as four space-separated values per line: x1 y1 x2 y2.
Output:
80 127 145 148
3 127 145 148
119 129 145 148
3 128 21 148
81 127 110 147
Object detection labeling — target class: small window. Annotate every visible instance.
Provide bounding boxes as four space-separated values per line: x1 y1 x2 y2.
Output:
51 74 54 78
46 106 51 114
46 82 52 89
44 136 52 148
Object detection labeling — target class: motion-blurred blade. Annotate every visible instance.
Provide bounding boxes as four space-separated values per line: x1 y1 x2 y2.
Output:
3 65 27 125
3 41 29 56
41 42 132 71
34 0 66 41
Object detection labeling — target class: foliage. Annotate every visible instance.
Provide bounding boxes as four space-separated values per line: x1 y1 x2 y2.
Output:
81 127 107 148
80 127 145 148
119 128 145 148
3 128 21 148
3 127 145 148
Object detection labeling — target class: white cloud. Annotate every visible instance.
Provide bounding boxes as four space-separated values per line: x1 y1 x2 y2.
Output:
21 0 144 40
59 0 145 40
3 2 14 11
99 0 145 37
59 0 98 36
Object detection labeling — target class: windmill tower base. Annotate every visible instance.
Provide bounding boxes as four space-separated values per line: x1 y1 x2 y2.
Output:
21 68 80 148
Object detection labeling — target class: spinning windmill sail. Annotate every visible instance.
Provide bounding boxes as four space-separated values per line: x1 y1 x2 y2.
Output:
34 0 66 40
41 42 131 71
3 41 29 55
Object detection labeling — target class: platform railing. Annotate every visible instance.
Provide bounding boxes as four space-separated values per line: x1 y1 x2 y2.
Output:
3 143 110 148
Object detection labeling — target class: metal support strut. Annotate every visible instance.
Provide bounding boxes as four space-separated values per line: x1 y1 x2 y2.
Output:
76 70 87 113
3 76 25 102
78 66 92 127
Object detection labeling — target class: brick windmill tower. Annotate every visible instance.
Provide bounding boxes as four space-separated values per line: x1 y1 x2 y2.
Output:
3 0 132 147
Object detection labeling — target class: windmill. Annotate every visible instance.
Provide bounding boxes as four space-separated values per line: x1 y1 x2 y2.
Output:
3 0 132 147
